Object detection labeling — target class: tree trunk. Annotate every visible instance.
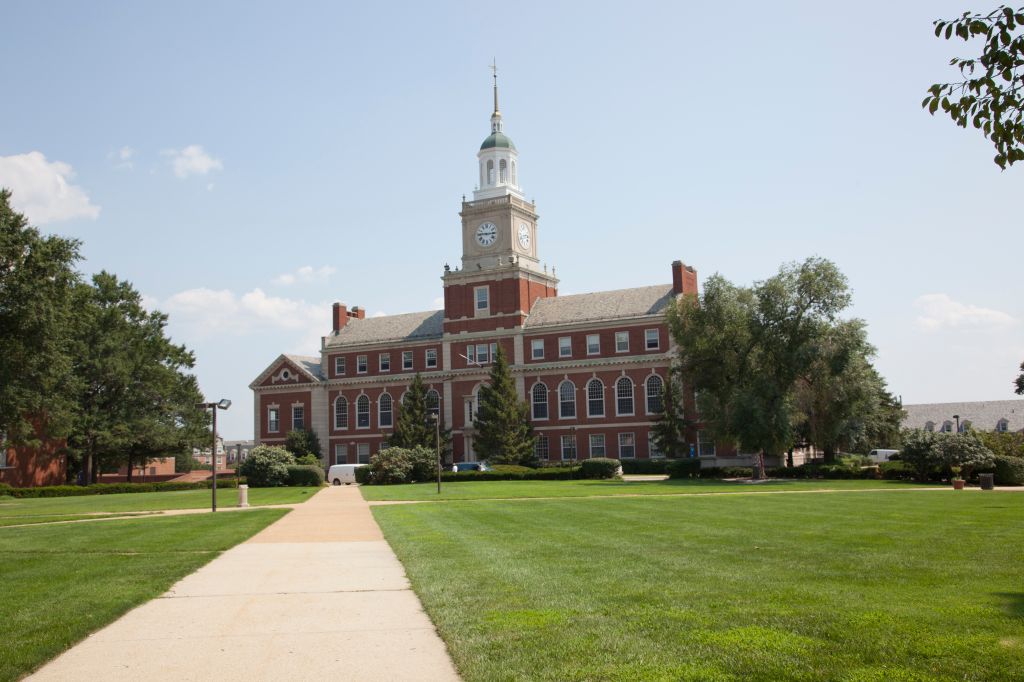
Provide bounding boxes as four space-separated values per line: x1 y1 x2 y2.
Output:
80 451 91 485
786 448 794 468
90 454 99 483
753 451 766 479
823 445 836 464
126 453 133 482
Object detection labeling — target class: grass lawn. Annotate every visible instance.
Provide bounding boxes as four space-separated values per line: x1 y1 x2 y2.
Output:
360 477 933 502
0 509 287 681
374 490 1024 681
0 486 318 524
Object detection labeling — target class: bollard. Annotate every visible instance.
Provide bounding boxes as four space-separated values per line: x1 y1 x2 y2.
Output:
979 473 994 491
238 484 249 507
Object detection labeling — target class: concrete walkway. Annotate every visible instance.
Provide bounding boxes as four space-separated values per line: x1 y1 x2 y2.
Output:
28 486 460 682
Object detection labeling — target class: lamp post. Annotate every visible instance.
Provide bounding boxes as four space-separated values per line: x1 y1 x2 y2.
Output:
429 412 441 495
954 414 960 433
570 425 577 461
197 399 232 512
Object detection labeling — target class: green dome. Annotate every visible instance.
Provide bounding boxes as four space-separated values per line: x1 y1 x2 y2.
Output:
480 132 516 151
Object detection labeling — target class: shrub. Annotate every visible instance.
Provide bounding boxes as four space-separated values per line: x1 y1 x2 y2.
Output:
579 458 621 479
490 464 534 474
285 465 324 487
239 445 294 487
368 448 414 484
406 446 439 482
294 453 321 467
440 466 579 482
698 466 753 479
879 461 914 480
1 479 240 498
979 455 1024 486
621 459 670 474
355 465 372 484
667 459 702 479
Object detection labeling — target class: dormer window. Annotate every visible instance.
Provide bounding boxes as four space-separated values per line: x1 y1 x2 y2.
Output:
941 420 953 433
997 418 1009 433
924 421 935 432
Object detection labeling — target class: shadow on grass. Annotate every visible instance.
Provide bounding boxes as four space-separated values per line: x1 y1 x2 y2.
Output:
995 593 1024 619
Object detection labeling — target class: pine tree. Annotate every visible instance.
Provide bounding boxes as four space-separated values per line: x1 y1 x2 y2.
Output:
390 374 451 456
651 370 688 458
473 346 536 465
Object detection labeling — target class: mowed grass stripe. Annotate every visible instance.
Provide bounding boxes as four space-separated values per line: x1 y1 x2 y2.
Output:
373 491 1024 681
0 510 288 682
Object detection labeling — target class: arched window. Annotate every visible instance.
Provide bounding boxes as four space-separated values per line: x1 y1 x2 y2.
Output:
646 375 664 414
379 393 393 428
942 420 953 433
426 389 440 420
960 420 971 432
559 380 576 419
532 382 549 420
511 160 517 185
486 160 494 185
356 395 370 428
334 396 348 430
616 377 634 416
924 421 935 432
587 379 604 417
499 159 507 183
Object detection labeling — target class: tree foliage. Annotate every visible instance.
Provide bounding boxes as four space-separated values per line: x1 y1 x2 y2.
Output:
0 189 81 445
923 6 1024 168
1015 360 1024 395
284 429 322 460
239 445 294 487
900 429 994 481
389 373 451 457
650 370 689 458
472 346 536 465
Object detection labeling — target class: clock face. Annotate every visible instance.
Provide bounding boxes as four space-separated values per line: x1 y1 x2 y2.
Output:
518 223 531 249
476 222 498 247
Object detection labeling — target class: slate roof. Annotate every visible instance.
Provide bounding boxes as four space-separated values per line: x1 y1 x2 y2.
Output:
325 310 444 347
901 399 1024 432
284 355 324 381
524 284 676 328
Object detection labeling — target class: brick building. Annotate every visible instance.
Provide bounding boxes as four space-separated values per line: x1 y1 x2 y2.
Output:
250 79 723 467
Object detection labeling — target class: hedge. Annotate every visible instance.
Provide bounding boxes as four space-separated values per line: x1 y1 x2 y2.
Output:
579 458 621 479
439 467 580 483
620 459 670 474
285 465 325 487
978 455 1024 486
667 459 702 479
0 478 241 499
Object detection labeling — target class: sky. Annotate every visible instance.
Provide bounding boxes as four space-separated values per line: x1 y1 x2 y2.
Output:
1 1 1021 439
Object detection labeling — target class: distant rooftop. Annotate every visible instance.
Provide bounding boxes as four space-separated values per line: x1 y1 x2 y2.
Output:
284 354 324 380
524 284 676 328
902 399 1024 433
325 310 444 347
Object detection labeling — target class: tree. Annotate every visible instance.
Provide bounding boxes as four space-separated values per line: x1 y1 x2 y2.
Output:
0 189 81 446
669 258 853 477
650 370 689 458
1015 360 1024 394
239 445 294 487
285 429 322 462
67 272 205 482
900 429 939 482
473 346 536 465
900 429 994 481
389 374 451 456
923 6 1024 169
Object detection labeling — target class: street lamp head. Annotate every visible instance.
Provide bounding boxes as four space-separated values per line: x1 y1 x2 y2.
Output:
217 399 232 411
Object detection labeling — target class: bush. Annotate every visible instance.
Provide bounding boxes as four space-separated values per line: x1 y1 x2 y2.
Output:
239 445 294 487
579 458 621 479
697 466 753 479
294 453 321 467
667 459 702 479
979 455 1024 486
367 448 414 484
440 466 579 482
406 446 439 482
285 465 324 487
490 464 534 474
879 461 914 480
0 478 240 498
355 465 372 484
621 459 670 474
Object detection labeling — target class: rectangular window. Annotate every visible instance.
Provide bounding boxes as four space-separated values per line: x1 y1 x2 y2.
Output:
292 406 304 431
490 342 498 361
645 328 660 350
589 434 606 457
267 408 279 433
615 331 629 353
357 355 367 373
466 345 476 364
561 434 577 461
531 339 544 359
558 337 572 358
356 443 371 464
535 435 549 460
426 348 437 368
618 432 636 459
334 356 346 376
649 433 664 458
698 430 716 457
476 343 490 364
475 286 489 310
402 351 413 370
586 334 600 355
334 444 348 465
379 354 390 372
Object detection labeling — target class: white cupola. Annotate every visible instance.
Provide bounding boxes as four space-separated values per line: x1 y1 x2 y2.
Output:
473 65 524 201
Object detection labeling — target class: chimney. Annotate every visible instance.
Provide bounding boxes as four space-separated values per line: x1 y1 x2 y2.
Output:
348 306 366 320
671 260 698 296
332 302 348 332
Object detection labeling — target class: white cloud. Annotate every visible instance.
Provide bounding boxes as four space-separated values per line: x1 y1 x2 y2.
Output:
162 145 223 179
272 265 337 286
0 151 100 224
914 294 1018 331
108 146 135 169
432 296 444 309
160 287 328 336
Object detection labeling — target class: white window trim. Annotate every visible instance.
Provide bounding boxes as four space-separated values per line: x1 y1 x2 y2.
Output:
615 331 630 353
648 432 665 459
589 433 606 458
356 442 371 464
356 396 371 430
334 396 348 431
334 444 348 465
379 354 391 372
615 378 635 417
558 337 572 358
558 380 577 420
645 328 660 350
378 393 393 428
426 348 438 368
402 351 414 371
474 285 490 316
618 432 636 459
357 355 368 374
697 430 716 457
560 434 577 461
531 382 549 421
531 339 544 360
334 356 346 375
267 406 280 433
586 334 600 356
586 379 605 418
292 405 305 431
645 375 664 415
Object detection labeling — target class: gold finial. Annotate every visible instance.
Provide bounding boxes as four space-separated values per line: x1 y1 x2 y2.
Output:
490 58 499 113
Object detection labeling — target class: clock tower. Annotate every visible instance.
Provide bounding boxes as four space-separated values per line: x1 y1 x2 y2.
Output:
443 67 558 334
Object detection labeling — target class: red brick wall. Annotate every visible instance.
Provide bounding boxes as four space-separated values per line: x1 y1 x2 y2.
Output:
326 343 443 379
444 277 556 333
258 391 312 440
523 323 667 364
0 439 67 487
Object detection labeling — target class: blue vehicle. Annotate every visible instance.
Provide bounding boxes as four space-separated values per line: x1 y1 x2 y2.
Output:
452 461 491 472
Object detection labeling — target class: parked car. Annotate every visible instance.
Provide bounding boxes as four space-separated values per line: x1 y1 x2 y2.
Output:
867 449 900 464
452 461 491 472
327 463 368 485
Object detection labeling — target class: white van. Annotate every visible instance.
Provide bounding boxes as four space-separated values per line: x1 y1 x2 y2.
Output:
867 449 899 464
327 463 368 485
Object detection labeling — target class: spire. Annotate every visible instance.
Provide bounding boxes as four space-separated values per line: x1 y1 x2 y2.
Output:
489 59 502 134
